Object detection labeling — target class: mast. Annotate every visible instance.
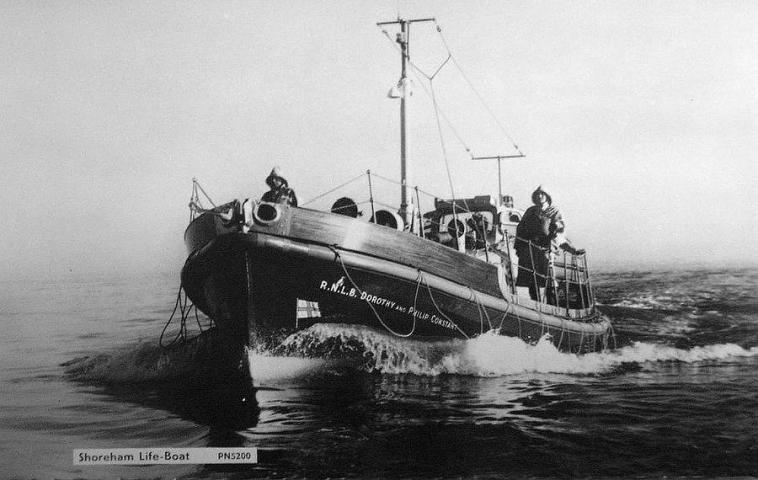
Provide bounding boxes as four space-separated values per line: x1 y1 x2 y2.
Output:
472 154 525 206
377 17 434 231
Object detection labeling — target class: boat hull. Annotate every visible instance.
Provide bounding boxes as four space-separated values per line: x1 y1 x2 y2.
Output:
181 206 611 355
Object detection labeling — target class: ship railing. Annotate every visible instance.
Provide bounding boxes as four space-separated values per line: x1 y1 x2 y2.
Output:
187 178 219 222
502 233 596 314
301 170 494 238
191 172 504 240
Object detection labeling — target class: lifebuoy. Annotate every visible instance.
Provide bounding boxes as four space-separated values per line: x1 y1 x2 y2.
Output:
370 210 404 231
253 202 281 225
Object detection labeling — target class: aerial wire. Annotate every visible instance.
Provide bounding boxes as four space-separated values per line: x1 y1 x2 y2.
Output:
434 20 524 156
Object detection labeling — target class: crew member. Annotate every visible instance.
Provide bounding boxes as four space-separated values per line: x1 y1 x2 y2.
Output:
466 212 488 250
514 186 583 301
261 167 298 207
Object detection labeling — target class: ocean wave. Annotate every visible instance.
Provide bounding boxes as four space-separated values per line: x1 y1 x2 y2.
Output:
594 269 758 315
62 341 201 384
598 294 698 311
260 324 758 379
62 324 758 385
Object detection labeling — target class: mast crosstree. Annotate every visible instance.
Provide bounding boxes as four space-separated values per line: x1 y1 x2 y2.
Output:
472 154 525 206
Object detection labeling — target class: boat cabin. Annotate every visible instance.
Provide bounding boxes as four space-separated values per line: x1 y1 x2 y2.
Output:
423 194 522 252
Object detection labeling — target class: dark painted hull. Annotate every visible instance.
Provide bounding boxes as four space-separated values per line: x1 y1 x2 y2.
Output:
181 205 612 366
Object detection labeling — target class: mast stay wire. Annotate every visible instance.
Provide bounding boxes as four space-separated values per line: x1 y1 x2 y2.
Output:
191 178 217 208
368 172 469 210
429 80 460 212
300 171 368 206
434 20 524 156
413 60 472 228
377 22 524 158
377 24 472 220
377 27 472 157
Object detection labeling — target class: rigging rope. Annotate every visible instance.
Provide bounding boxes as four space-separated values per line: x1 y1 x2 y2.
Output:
192 178 217 208
378 21 524 158
301 172 367 206
430 82 458 209
466 286 491 334
365 172 478 225
188 178 219 222
497 302 511 331
330 245 470 340
377 21 500 229
377 26 473 158
434 20 524 156
331 246 419 338
159 281 205 349
410 73 473 155
419 273 470 339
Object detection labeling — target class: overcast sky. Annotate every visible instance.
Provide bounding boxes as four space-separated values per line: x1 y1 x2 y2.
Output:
1 1 756 281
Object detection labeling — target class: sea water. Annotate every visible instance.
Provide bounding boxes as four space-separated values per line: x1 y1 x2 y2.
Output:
1 268 757 479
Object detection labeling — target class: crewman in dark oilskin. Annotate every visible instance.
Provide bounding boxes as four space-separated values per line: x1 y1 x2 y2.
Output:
466 212 488 250
261 167 298 207
514 186 584 301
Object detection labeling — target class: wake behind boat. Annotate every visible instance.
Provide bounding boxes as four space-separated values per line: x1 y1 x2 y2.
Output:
172 17 613 388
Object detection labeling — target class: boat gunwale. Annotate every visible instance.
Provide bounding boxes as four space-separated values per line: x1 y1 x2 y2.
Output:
183 229 610 336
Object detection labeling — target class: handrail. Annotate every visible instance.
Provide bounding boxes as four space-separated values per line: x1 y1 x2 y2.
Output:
510 238 595 313
201 172 596 314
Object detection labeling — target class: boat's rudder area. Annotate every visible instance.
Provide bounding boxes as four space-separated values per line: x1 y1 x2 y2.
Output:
157 329 258 426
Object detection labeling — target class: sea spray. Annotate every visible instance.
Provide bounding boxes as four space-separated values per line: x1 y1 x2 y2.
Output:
275 323 464 375
246 354 354 384
609 341 758 363
263 324 758 378
63 324 758 385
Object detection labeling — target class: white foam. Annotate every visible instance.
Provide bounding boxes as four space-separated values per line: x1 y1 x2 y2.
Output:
266 324 758 377
247 353 351 384
66 325 758 384
609 341 758 363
